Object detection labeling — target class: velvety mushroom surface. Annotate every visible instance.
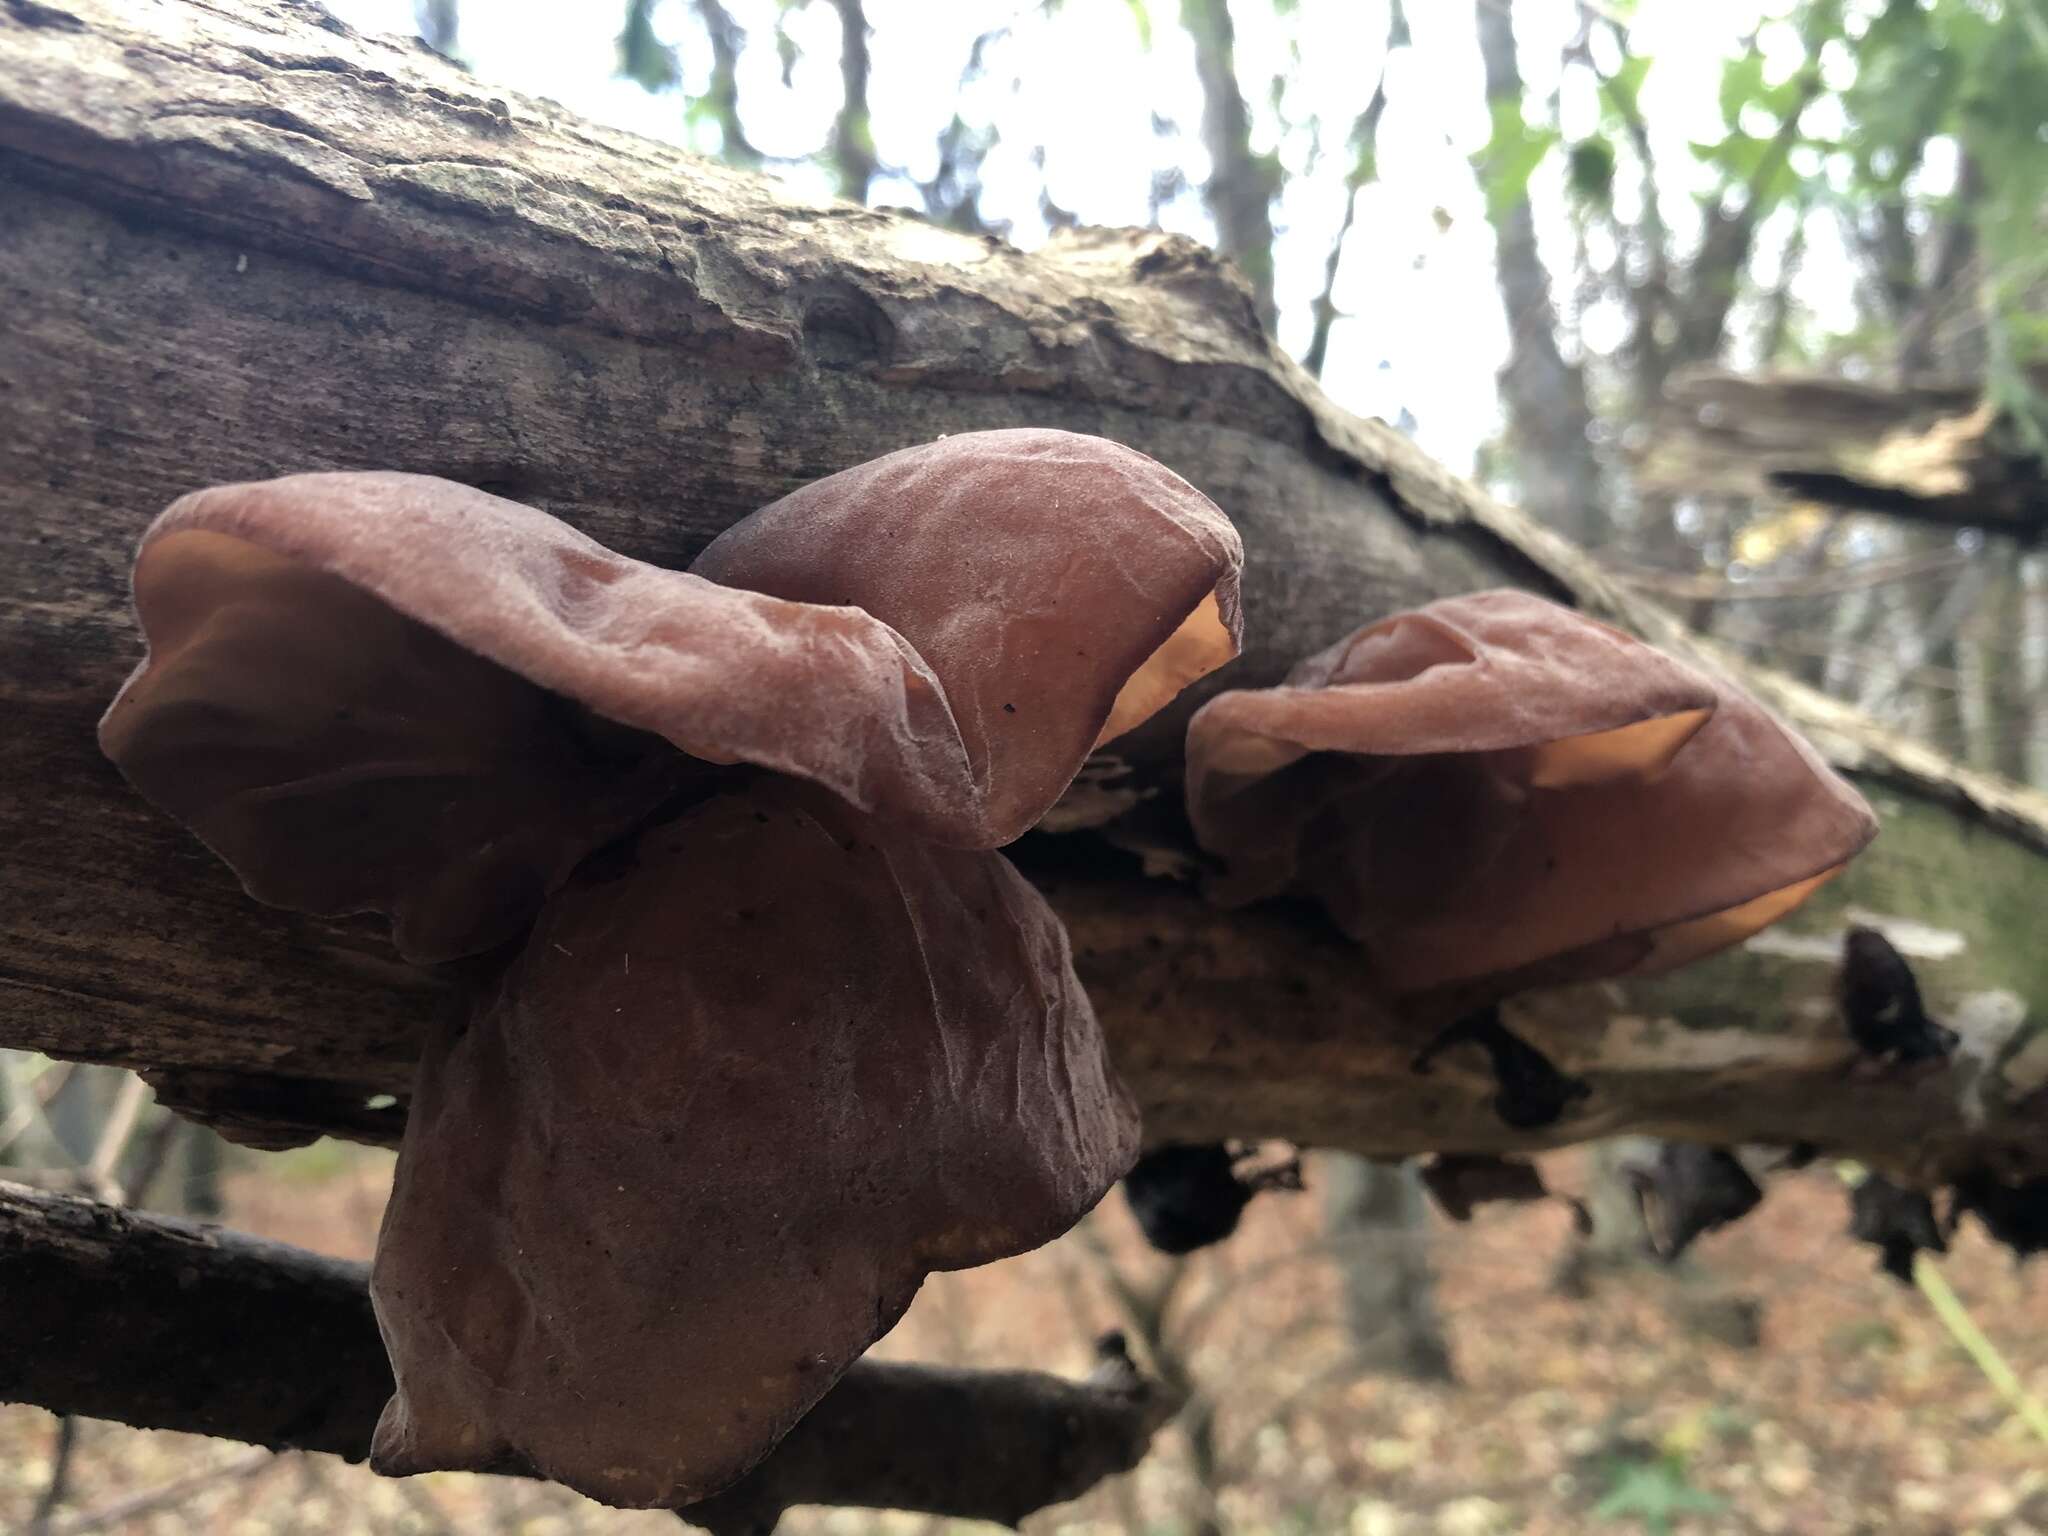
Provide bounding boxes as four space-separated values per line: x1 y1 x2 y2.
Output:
1186 590 1878 997
371 782 1137 1507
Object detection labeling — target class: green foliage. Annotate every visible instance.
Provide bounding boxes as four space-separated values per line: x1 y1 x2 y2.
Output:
1599 52 1652 122
1591 1451 1727 1534
1123 0 1153 51
1717 51 1769 130
1830 0 2048 440
1475 96 1562 219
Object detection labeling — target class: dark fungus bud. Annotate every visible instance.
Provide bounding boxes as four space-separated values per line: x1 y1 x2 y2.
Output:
1840 926 1958 1064
1412 1006 1591 1130
1950 1169 2048 1263
1628 1143 1763 1262
1122 1143 1302 1256
1418 1153 1550 1222
1847 1173 1946 1285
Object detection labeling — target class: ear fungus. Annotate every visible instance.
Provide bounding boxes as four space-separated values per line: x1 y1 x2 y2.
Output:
1186 590 1878 999
690 427 1245 835
98 432 1244 1506
101 442 1240 959
371 782 1137 1505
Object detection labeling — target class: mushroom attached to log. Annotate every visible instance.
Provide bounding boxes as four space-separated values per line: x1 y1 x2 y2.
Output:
374 780 1138 1504
1184 590 1879 1003
1119 1142 1303 1255
97 431 1244 1507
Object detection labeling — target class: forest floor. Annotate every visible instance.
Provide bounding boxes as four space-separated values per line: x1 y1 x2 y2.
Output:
4 1140 2047 1536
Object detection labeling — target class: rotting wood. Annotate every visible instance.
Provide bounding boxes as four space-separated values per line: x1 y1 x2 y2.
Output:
1 0 2044 1180
1639 367 2047 539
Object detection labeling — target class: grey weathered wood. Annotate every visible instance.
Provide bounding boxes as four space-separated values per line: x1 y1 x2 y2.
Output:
2 0 2046 1183
1641 367 2048 537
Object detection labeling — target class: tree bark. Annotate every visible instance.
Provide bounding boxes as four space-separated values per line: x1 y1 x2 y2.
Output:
1321 1155 1454 1380
3 0 2047 1184
0 1180 1174 1533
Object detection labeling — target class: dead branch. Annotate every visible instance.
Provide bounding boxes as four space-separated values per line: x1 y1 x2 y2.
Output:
0 1181 1177 1531
1642 369 2047 537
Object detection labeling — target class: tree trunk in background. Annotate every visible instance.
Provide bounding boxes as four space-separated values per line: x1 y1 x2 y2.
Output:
1181 0 1280 332
413 0 458 60
696 0 763 169
829 0 876 203
1474 0 1605 549
2021 554 2048 789
1551 1136 1656 1296
1322 1157 1455 1381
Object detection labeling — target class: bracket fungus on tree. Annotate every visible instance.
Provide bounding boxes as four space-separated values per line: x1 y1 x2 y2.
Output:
1184 590 1880 1003
97 429 1244 1508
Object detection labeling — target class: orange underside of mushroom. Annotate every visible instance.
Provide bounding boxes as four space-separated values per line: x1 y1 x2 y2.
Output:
1186 590 1879 998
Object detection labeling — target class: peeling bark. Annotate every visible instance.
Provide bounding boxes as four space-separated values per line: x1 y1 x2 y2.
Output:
1 0 2045 1184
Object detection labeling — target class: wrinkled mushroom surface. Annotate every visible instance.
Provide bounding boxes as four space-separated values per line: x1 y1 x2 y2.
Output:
692 429 1244 829
1186 590 1877 996
99 526 689 963
370 782 1138 1507
100 440 1241 959
101 437 1238 1505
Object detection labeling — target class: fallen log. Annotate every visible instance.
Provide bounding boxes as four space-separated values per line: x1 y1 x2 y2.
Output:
2 0 2044 1187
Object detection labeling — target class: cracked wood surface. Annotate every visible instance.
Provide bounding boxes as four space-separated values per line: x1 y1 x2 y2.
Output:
3 0 2046 1180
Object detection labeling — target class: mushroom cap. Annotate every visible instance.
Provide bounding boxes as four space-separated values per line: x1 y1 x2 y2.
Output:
369 781 1138 1507
691 429 1244 825
1186 590 1877 997
100 445 1240 961
98 527 690 963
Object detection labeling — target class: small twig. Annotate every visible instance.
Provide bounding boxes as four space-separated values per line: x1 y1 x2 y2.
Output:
0 1059 74 1160
27 1415 79 1534
1912 1256 2048 1444
1602 548 1971 602
82 1073 151 1204
122 1111 186 1210
1835 1162 2048 1446
45 1447 277 1535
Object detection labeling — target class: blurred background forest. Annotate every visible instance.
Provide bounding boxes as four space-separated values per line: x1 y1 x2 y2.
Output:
5 0 2047 1531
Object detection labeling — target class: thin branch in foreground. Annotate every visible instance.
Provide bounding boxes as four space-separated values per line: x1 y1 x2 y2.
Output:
1600 548 1971 602
0 1182 1177 1532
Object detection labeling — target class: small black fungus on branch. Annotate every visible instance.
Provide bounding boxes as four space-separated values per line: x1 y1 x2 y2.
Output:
1418 1153 1549 1222
1627 1143 1763 1262
1411 1006 1590 1130
1847 1173 1946 1284
1121 1142 1302 1255
1840 926 1957 1064
1950 1169 2048 1262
